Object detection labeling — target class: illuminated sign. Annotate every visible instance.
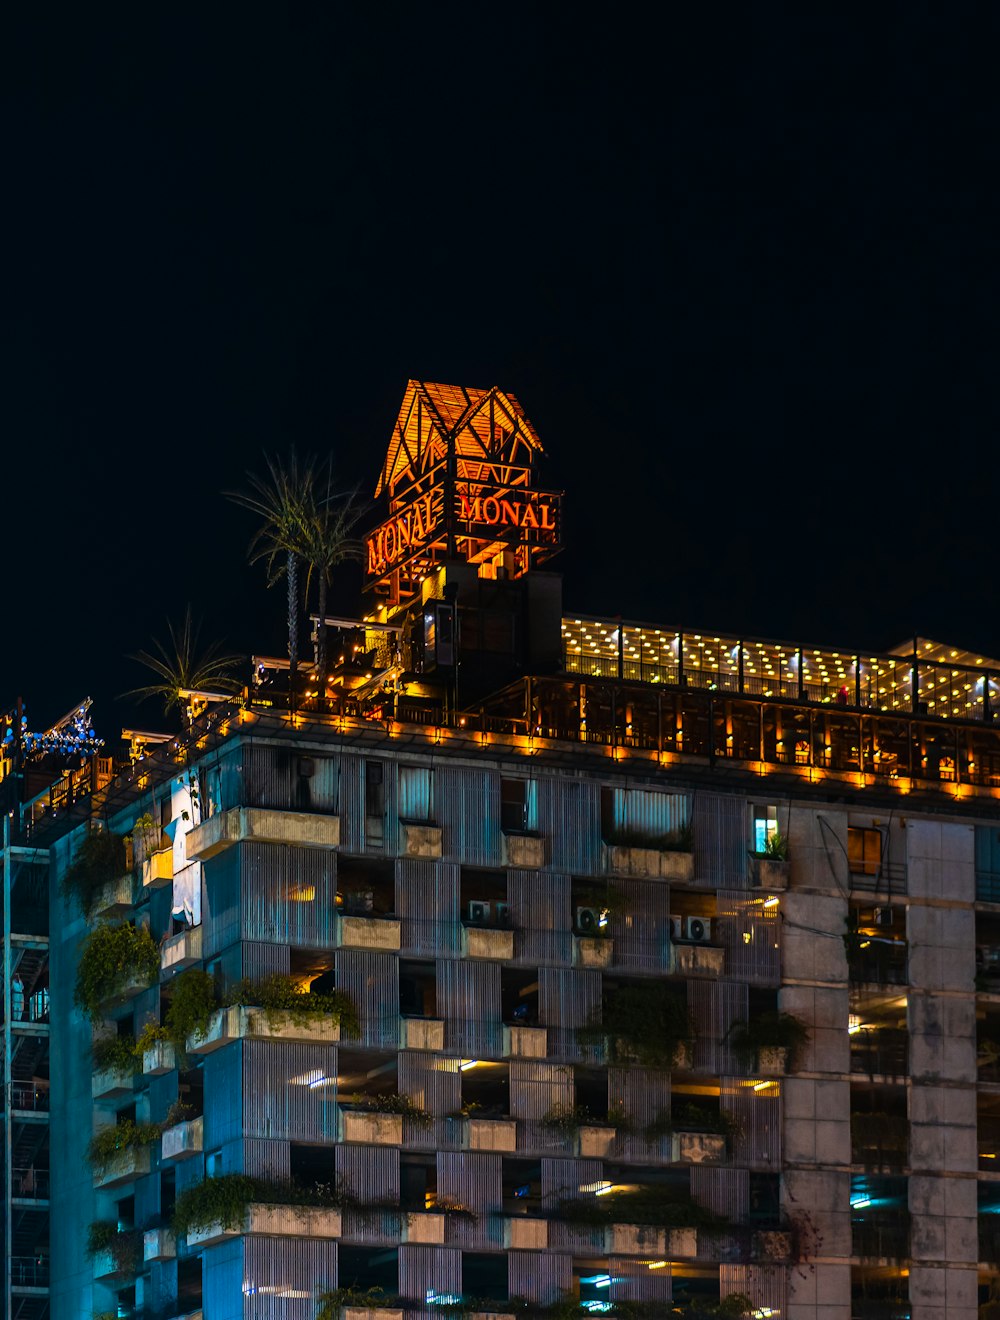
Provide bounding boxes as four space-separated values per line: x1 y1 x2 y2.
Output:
366 491 441 576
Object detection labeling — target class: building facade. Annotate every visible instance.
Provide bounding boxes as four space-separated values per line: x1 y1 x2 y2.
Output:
30 383 1000 1319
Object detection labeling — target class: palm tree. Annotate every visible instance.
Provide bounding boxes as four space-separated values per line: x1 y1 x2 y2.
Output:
226 451 318 695
300 470 369 686
125 607 242 722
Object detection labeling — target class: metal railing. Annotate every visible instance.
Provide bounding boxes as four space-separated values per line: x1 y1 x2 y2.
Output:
11 1167 49 1199
10 1084 49 1111
10 1256 49 1289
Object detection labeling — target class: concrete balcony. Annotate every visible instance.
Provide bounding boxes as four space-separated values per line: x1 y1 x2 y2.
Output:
757 1045 789 1075
463 926 515 960
95 1146 151 1190
92 1065 136 1102
573 935 613 969
607 1223 698 1258
93 874 134 919
753 1229 793 1261
160 925 202 977
342 1310 404 1320
187 1203 342 1247
504 1216 548 1249
578 1125 616 1158
466 1117 517 1152
672 942 725 978
162 1115 203 1163
400 821 442 858
93 1249 126 1281
185 807 340 860
399 1017 445 1051
604 844 695 882
339 1109 404 1145
99 966 153 1011
338 913 401 951
503 1025 547 1059
143 1227 176 1262
187 1004 341 1054
142 1041 177 1077
753 857 789 891
142 846 174 890
672 1130 726 1164
502 833 546 868
401 1211 446 1244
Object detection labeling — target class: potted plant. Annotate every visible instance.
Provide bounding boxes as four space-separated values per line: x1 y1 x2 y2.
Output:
726 1011 808 1074
75 923 159 1019
60 830 128 916
578 983 694 1069
752 830 790 889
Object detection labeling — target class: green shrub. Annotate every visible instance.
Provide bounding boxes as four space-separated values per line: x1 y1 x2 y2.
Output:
61 831 127 916
579 982 693 1069
92 1035 140 1074
87 1119 161 1175
645 1102 740 1141
554 1186 729 1233
349 1091 432 1125
85 1221 141 1275
762 831 788 860
164 968 219 1047
317 1288 399 1319
172 1173 348 1237
604 821 693 851
75 923 159 1020
726 1011 809 1070
163 1100 196 1129
229 973 359 1037
134 1020 170 1056
540 1103 591 1135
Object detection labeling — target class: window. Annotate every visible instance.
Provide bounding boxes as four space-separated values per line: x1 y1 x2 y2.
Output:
848 826 882 877
501 778 527 833
752 805 778 854
399 766 433 822
364 761 385 818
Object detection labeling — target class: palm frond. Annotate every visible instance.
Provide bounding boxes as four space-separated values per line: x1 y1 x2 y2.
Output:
123 607 242 714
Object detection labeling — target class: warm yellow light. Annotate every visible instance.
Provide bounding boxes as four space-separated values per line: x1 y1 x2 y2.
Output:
459 1059 480 1071
763 896 779 909
753 1080 776 1092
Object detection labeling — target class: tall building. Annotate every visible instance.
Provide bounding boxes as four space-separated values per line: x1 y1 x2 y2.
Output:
32 381 1000 1319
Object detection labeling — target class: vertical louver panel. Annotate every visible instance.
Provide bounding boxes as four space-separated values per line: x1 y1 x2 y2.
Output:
693 791 749 889
241 1138 291 1181
335 1145 400 1243
437 766 502 865
241 1041 338 1141
339 755 365 852
688 979 748 1074
722 1077 782 1169
538 967 602 1060
543 1157 605 1253
717 890 781 985
511 1060 574 1153
398 1245 461 1304
203 848 242 957
436 1151 503 1248
509 872 572 965
243 1236 339 1319
609 1066 671 1163
241 940 292 981
242 744 289 808
537 777 601 874
399 765 434 822
720 1264 786 1320
335 951 400 1048
508 1250 572 1305
436 959 502 1056
690 1166 750 1224
396 859 461 957
610 786 690 839
611 1255 673 1303
241 744 340 813
202 1237 245 1320
242 843 338 948
610 878 672 972
204 1044 244 1149
398 1052 461 1116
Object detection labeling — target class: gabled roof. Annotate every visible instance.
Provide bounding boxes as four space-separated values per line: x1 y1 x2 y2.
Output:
375 380 544 498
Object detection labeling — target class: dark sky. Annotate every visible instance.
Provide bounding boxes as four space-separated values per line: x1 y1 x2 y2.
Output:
3 9 997 739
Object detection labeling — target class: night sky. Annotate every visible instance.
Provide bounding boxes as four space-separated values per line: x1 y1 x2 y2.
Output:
3 10 997 740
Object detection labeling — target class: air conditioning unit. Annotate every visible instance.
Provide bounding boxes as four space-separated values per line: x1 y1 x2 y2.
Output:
468 900 491 925
576 906 603 934
669 915 683 941
493 901 511 927
685 916 712 944
874 907 894 928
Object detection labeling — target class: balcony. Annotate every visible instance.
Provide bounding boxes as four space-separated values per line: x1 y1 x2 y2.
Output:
144 1227 176 1262
463 926 515 960
162 1115 203 1163
142 846 174 890
400 821 443 858
852 1211 910 1262
338 913 401 951
187 1202 342 1248
503 1025 547 1059
751 858 790 891
93 874 134 919
401 1211 446 1244
578 1125 616 1158
848 942 908 986
505 1216 548 1249
573 935 613 969
339 1109 404 1145
92 1064 136 1102
95 1146 150 1190
11 1166 49 1203
342 1310 404 1320
466 1117 517 1152
11 1082 49 1114
10 1255 49 1291
605 842 694 881
399 1017 445 1051
502 833 546 868
185 807 340 860
142 1040 177 1077
672 942 726 978
160 925 202 977
672 1131 726 1164
607 1224 697 1258
187 1005 341 1054
851 1028 908 1078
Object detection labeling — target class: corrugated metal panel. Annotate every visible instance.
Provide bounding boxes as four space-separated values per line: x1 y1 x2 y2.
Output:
242 1041 338 1141
244 1236 339 1319
334 950 399 1048
609 878 672 972
693 790 749 889
436 1151 503 1248
690 1166 750 1224
508 1249 572 1305
610 1066 671 1164
202 1237 245 1320
204 1044 244 1150
399 765 434 821
611 1255 673 1303
436 765 502 865
720 1264 786 1320
722 1077 782 1169
717 890 781 986
203 847 242 957
339 755 366 852
242 842 338 948
509 872 572 965
436 958 502 1056
396 859 461 957
399 1245 461 1304
537 776 601 874
538 967 602 1060
611 786 689 838
688 979 748 1074
336 1143 400 1203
